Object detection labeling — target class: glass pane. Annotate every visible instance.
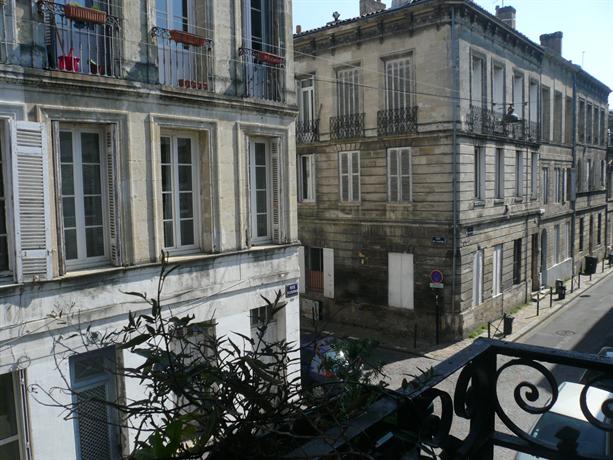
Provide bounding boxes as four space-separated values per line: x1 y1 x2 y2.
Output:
160 137 171 164
162 193 173 220
0 237 8 271
179 193 193 218
177 138 192 164
82 164 102 195
401 177 411 201
60 131 73 163
65 229 78 260
256 190 267 213
178 165 192 191
255 143 266 166
81 133 100 163
351 153 359 173
0 201 5 234
62 197 76 228
341 176 349 201
0 373 18 440
83 196 103 226
401 151 410 175
161 165 172 192
390 177 398 201
389 152 398 175
85 227 105 257
256 166 267 190
257 214 268 237
180 220 194 246
352 175 359 200
0 440 20 460
61 164 74 196
163 221 174 248
340 154 348 174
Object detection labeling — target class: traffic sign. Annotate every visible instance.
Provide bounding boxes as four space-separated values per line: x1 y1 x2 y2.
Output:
430 270 444 283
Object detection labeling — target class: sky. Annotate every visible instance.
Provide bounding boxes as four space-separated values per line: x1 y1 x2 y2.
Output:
293 0 613 106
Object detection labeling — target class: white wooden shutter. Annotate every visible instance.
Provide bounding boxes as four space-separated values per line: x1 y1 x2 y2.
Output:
10 121 52 282
50 121 66 275
298 246 305 294
323 247 334 298
271 138 282 243
388 150 398 202
388 253 414 309
105 124 121 266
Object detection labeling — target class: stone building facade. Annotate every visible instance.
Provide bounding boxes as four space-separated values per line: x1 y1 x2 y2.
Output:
0 1 299 458
294 1 609 342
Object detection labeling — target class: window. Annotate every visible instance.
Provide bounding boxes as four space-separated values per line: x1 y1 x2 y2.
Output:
70 348 121 460
597 213 602 245
566 168 572 203
299 154 315 202
492 244 503 297
305 247 323 292
0 132 9 273
387 147 411 202
579 217 584 251
385 56 411 111
541 86 550 141
515 151 524 197
161 134 199 251
0 372 27 460
586 102 593 144
513 73 524 119
474 146 485 200
554 224 560 263
299 246 334 298
251 305 279 356
542 167 549 204
298 77 315 125
565 222 571 259
513 239 521 285
339 151 360 202
587 158 593 190
578 99 585 143
553 91 563 143
388 252 414 309
529 80 539 127
565 96 573 144
555 168 562 203
336 68 360 117
531 152 538 198
495 148 504 199
249 138 275 242
594 107 600 145
610 171 613 199
492 63 505 115
472 249 484 306
600 108 606 146
471 55 485 108
59 127 114 269
600 160 606 189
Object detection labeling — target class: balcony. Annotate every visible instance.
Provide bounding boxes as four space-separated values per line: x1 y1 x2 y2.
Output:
330 113 365 140
151 27 213 91
466 105 541 143
377 106 418 136
296 119 319 144
239 47 285 103
38 0 122 78
295 338 613 458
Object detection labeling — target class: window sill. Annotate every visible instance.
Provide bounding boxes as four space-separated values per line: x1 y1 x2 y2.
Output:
493 199 505 206
298 200 317 206
473 200 485 208
338 201 361 207
514 196 524 203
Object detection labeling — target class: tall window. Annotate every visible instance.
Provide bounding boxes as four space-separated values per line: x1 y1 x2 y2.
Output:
474 146 485 200
250 139 273 242
597 213 602 245
305 247 323 292
565 222 571 259
515 151 524 197
554 224 560 263
60 127 108 268
541 86 550 141
70 348 121 460
0 372 26 460
542 167 549 204
471 55 485 108
566 168 572 202
586 103 593 144
513 74 524 119
492 244 503 297
587 159 593 190
553 91 563 143
298 77 315 125
529 80 539 127
385 57 411 111
594 107 600 145
600 160 606 189
339 151 360 202
492 63 505 115
299 154 315 202
472 249 484 306
555 168 562 203
495 148 504 199
565 96 573 144
0 136 9 273
336 68 360 117
600 108 606 146
579 217 584 251
387 147 411 202
513 239 521 285
161 134 199 251
531 152 538 198
578 99 585 143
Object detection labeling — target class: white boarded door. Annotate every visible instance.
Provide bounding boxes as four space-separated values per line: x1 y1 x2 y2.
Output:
298 246 305 294
388 252 414 309
323 248 334 298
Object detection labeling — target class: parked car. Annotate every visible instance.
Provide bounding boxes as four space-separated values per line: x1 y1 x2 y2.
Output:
515 381 613 459
300 335 347 389
579 347 613 392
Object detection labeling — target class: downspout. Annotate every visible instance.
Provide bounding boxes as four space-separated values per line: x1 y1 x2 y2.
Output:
571 72 577 274
451 7 459 338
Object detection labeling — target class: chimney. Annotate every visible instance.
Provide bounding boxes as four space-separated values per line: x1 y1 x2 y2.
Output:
296 24 302 34
360 0 386 16
540 31 563 55
495 5 516 29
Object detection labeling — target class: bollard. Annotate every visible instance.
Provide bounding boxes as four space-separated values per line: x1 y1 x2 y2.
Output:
536 292 540 316
578 273 581 289
488 322 491 339
549 287 553 309
570 274 574 294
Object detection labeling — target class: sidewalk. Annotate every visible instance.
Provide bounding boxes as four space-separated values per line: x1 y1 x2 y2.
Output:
302 260 613 363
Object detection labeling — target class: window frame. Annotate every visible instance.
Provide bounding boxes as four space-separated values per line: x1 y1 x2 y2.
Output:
470 53 486 109
491 61 505 115
513 239 521 285
531 152 538 199
298 153 315 203
384 55 412 112
495 148 505 200
0 371 28 460
0 122 14 276
249 137 273 244
472 248 484 306
515 150 524 197
336 66 361 117
387 147 412 203
492 244 503 297
542 167 549 204
298 76 315 125
474 146 485 200
512 72 525 120
338 151 360 202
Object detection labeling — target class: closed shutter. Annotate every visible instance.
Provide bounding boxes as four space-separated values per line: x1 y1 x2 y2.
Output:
75 383 114 460
388 253 414 309
271 138 281 243
105 125 121 266
51 121 66 275
298 246 305 294
10 121 52 282
323 248 334 298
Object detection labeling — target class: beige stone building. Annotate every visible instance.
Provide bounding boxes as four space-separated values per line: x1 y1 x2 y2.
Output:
294 0 610 341
0 1 299 458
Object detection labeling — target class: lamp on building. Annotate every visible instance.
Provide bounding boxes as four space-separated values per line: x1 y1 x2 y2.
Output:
502 104 520 124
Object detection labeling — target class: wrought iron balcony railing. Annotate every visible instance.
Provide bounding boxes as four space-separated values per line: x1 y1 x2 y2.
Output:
294 338 613 459
296 119 319 144
377 106 418 136
151 27 214 91
38 0 122 78
330 113 365 140
239 47 285 103
466 105 541 143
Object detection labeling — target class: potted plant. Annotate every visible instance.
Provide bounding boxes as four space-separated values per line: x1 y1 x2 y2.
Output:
64 2 107 25
169 30 206 47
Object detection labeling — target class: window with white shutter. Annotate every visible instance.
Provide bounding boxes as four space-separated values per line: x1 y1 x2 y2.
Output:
492 244 503 297
388 252 414 309
336 68 360 117
339 151 359 202
298 154 315 202
472 249 483 306
387 147 411 202
385 57 411 111
10 120 52 282
0 127 11 274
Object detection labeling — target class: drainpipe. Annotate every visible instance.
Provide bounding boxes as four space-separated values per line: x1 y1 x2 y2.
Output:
451 7 459 338
571 72 577 274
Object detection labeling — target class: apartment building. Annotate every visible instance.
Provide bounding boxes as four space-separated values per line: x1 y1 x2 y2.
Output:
0 1 298 458
294 0 610 341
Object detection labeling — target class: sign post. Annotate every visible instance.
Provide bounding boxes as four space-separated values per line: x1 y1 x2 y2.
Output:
430 270 444 345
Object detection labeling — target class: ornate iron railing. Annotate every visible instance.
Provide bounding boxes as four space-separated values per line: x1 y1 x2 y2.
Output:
151 27 213 91
293 338 613 458
330 113 365 140
377 106 418 136
38 0 122 78
466 105 541 143
296 119 319 144
239 47 285 102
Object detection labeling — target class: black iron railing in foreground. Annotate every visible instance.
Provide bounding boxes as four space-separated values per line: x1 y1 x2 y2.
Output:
290 338 613 459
